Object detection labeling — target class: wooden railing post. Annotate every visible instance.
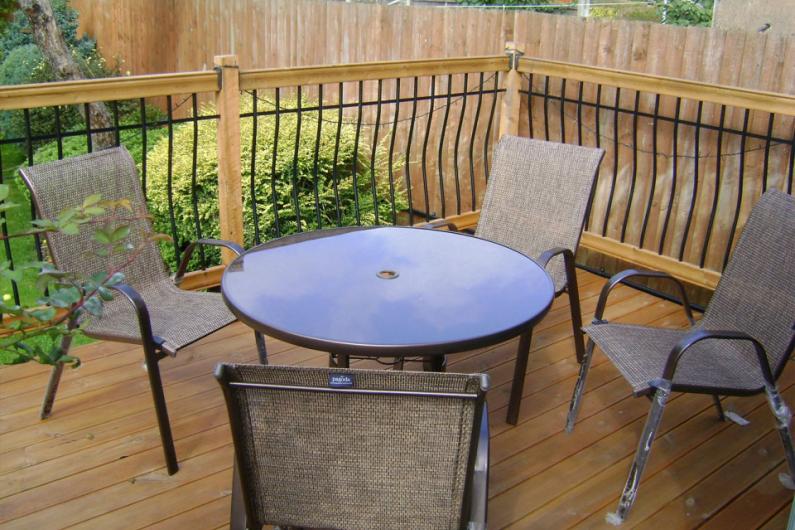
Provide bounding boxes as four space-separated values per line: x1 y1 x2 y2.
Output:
214 54 245 264
498 42 524 139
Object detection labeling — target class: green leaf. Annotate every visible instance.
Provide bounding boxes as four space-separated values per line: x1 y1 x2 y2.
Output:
0 184 9 201
29 307 57 321
83 206 105 216
110 225 131 242
83 194 102 207
93 228 112 244
61 223 80 236
83 296 103 317
47 287 81 308
105 272 125 286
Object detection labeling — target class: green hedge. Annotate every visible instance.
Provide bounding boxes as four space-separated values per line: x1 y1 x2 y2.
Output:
146 98 407 269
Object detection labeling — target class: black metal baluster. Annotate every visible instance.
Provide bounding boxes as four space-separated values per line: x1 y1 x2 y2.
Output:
112 101 121 146
84 103 93 153
54 106 64 159
639 92 659 248
723 108 749 269
369 79 383 225
543 76 551 141
576 81 584 146
601 87 621 237
165 95 180 264
483 72 499 182
250 90 262 244
620 91 641 242
526 73 534 139
139 98 148 199
23 110 45 270
270 88 283 235
469 72 484 211
331 83 343 226
699 104 726 268
420 76 435 221
453 73 467 215
679 101 703 261
0 146 20 304
658 97 681 254
761 113 774 192
351 81 364 225
387 79 400 225
559 78 566 143
585 84 602 232
312 85 324 228
788 125 794 194
404 77 419 225
436 74 452 219
292 87 304 231
190 94 206 267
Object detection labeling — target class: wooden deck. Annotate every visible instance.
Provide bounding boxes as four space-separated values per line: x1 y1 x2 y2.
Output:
0 270 792 529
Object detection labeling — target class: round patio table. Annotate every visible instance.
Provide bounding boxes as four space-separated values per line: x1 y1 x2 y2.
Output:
222 226 554 371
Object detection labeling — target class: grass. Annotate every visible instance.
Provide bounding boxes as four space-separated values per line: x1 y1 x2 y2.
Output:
2 143 93 351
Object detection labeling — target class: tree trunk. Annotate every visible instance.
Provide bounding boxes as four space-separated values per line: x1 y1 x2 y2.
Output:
20 0 115 149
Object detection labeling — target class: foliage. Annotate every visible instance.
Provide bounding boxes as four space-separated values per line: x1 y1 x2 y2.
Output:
31 106 168 166
458 0 570 13
0 0 116 141
589 5 659 22
146 98 407 270
0 187 162 366
659 0 712 27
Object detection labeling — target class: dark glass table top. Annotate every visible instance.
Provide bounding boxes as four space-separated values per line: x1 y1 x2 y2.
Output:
221 226 554 356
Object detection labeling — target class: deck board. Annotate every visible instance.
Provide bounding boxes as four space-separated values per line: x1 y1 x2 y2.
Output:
0 271 792 529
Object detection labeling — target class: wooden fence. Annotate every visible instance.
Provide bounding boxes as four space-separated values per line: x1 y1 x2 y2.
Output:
0 49 793 303
71 0 794 98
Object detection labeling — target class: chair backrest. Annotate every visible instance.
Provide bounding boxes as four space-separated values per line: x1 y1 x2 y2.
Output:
18 147 168 290
476 136 604 290
702 189 795 378
216 364 487 530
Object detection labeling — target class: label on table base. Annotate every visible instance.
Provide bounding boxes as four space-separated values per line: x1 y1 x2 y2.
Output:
329 373 355 388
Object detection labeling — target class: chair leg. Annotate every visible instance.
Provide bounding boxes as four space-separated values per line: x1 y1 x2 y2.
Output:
506 329 533 425
711 395 726 421
468 402 489 530
254 332 268 365
329 353 350 368
39 331 75 419
565 338 596 433
143 343 179 475
230 459 247 530
423 355 446 372
607 380 672 525
764 384 795 489
563 252 585 364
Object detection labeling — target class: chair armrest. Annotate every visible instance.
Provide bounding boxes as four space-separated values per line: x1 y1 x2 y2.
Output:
662 328 774 385
108 283 164 354
468 401 489 530
537 246 573 268
417 219 460 231
593 269 695 325
174 238 245 286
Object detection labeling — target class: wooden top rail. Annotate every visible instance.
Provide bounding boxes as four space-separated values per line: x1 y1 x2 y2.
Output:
239 56 508 90
519 57 795 116
0 71 219 111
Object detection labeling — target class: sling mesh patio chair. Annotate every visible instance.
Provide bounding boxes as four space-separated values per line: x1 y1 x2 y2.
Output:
216 363 490 530
433 135 604 424
565 189 795 524
19 147 267 475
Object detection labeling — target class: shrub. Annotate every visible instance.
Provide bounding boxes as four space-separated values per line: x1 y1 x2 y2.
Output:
146 98 407 270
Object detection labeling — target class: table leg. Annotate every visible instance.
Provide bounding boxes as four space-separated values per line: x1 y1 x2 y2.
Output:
507 329 533 425
423 355 447 372
329 353 350 368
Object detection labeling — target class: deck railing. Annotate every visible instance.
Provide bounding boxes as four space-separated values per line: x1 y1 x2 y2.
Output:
0 45 792 305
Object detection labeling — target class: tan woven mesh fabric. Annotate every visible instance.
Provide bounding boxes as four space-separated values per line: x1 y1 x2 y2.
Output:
475 136 604 291
19 148 235 354
586 190 795 395
221 364 484 530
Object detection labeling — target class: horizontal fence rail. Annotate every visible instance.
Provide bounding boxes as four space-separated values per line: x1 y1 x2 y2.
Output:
0 49 792 310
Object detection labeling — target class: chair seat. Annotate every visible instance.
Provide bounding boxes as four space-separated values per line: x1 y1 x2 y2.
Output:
85 281 236 355
585 323 767 395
